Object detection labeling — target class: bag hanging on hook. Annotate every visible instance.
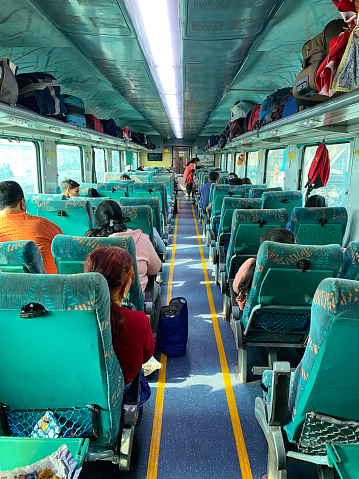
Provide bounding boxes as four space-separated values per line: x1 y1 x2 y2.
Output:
304 143 331 204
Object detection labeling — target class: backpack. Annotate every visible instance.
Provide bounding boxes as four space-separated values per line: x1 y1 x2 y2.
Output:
0 59 18 105
229 117 245 140
157 297 188 357
293 19 346 105
16 72 67 116
247 104 261 131
100 119 120 137
209 135 220 147
305 144 330 202
259 88 292 125
217 125 231 149
281 95 299 118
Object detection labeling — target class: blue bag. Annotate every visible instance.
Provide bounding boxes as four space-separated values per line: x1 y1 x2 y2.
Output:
259 87 291 124
157 297 188 357
282 95 299 118
16 72 67 116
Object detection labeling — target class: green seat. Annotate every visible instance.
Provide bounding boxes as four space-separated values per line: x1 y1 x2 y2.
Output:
261 190 303 217
51 234 144 311
79 184 97 196
37 200 94 236
0 271 139 470
70 196 110 208
235 242 343 383
134 182 169 225
290 206 348 246
119 205 154 244
249 187 282 198
24 194 66 216
255 277 359 477
339 241 359 280
120 197 164 238
0 240 46 273
219 208 288 296
95 182 129 200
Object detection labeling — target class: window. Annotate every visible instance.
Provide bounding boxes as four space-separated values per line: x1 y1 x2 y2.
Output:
265 149 286 188
110 150 120 172
0 139 39 193
57 145 82 184
221 153 226 170
302 143 350 207
227 153 234 173
132 152 139 170
93 148 105 183
245 152 258 185
235 152 245 177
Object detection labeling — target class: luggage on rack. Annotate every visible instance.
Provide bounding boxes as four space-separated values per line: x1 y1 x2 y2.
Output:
131 132 148 147
100 119 120 137
85 114 104 133
292 19 346 105
281 95 299 118
217 125 231 149
60 94 86 127
229 117 245 140
247 104 261 131
0 59 18 105
259 87 292 125
16 72 67 116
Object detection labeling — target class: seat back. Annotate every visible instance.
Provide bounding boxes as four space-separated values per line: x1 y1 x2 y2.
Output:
69 196 110 208
104 172 124 182
24 194 66 216
95 182 129 200
0 272 123 447
37 200 94 236
216 198 262 244
262 190 303 217
210 184 245 216
134 182 168 219
290 207 347 245
79 184 97 196
119 205 154 244
51 234 144 311
120 197 163 237
339 242 359 280
242 243 343 336
284 278 359 444
0 240 46 274
249 187 282 198
199 173 210 187
226 208 288 278
154 174 174 199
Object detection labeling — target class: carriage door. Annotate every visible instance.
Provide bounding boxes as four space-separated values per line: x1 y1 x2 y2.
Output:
173 146 190 174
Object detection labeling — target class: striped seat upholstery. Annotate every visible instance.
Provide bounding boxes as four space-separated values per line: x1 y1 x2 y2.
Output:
52 234 144 311
290 207 347 245
0 240 46 274
339 241 359 280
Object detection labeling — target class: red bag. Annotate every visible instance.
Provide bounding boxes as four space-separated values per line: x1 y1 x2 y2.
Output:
85 114 104 133
305 144 330 201
229 118 245 140
247 104 261 131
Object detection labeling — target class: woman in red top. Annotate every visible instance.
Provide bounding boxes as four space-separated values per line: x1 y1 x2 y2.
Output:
84 246 154 385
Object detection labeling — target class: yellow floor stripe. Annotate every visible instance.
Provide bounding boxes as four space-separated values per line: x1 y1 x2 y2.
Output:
191 203 253 479
146 203 179 479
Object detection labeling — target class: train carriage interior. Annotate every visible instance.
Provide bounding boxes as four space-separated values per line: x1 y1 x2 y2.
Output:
1 0 359 478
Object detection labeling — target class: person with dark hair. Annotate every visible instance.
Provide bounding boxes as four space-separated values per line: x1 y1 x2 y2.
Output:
0 181 62 273
60 179 80 199
122 174 131 180
200 171 219 212
305 194 326 207
185 168 195 199
85 200 162 332
229 177 243 185
233 228 298 311
183 157 199 186
84 246 154 384
242 177 252 185
137 165 145 171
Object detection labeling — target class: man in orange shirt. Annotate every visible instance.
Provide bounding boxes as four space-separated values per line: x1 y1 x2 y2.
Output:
0 181 62 273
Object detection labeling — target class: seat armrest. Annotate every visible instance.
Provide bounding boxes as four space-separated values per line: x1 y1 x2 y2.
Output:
208 228 216 243
219 245 226 266
229 280 240 320
144 275 155 314
267 362 291 427
122 370 141 426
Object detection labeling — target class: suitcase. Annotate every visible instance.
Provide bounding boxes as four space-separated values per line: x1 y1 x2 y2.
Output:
16 72 67 116
85 114 104 133
60 94 86 127
100 119 120 137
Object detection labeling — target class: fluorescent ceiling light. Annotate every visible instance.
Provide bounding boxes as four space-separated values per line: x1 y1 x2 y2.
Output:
124 0 183 139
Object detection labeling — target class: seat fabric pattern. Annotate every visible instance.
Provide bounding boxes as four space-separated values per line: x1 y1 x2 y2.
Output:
262 190 303 217
0 240 46 274
209 183 245 206
120 197 162 237
339 241 359 279
242 242 344 333
24 194 67 215
119 205 154 244
249 187 282 198
37 200 94 232
0 272 123 445
52 234 144 311
70 197 110 208
134 183 168 218
284 278 359 444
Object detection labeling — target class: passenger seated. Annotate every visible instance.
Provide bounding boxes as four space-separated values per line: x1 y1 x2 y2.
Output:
229 177 243 185
122 174 131 180
85 200 162 331
0 181 62 274
137 165 145 171
233 228 298 311
200 171 219 213
242 177 252 185
226 172 238 184
60 178 80 199
286 194 326 229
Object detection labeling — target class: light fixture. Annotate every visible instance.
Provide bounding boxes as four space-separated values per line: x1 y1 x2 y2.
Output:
124 0 183 139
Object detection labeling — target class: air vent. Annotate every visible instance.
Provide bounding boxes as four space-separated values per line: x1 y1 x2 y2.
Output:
77 0 116 6
194 0 231 9
229 19 256 31
89 17 128 29
60 14 86 26
192 21 224 32
236 0 272 6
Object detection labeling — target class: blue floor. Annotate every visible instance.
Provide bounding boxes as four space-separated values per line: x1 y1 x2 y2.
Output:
81 192 317 478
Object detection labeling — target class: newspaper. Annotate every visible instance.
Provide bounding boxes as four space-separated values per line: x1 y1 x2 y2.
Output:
1 444 81 479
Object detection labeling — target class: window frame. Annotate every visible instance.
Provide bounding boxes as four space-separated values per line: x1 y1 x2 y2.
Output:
264 147 286 187
56 143 84 184
92 146 106 183
245 150 259 185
